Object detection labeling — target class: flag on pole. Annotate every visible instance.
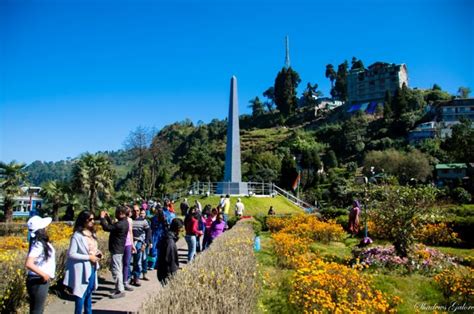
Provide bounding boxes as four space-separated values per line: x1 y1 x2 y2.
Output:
292 172 301 191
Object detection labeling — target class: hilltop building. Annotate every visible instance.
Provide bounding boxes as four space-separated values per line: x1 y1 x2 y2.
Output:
347 62 408 104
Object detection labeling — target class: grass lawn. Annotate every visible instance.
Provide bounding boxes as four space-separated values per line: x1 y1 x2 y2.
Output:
254 232 299 314
180 195 304 217
255 231 452 313
434 246 474 260
372 274 443 313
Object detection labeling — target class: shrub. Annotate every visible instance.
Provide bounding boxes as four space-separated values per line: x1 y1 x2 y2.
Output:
319 207 348 220
335 215 349 231
248 220 262 236
0 251 27 314
451 187 472 204
414 223 460 246
0 223 26 237
226 216 239 229
368 186 437 257
253 214 268 231
445 205 474 246
141 221 258 313
346 161 358 174
434 267 474 304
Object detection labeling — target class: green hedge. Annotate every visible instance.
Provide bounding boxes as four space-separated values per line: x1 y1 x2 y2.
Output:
445 205 474 247
141 221 259 313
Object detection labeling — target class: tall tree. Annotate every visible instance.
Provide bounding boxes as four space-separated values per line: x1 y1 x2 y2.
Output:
392 84 409 119
325 64 337 97
72 153 114 213
148 137 169 199
0 161 27 222
382 90 392 121
249 96 265 117
279 153 298 191
41 180 66 221
432 84 442 91
274 67 301 116
302 83 322 107
123 126 154 195
350 57 365 71
457 86 471 98
334 61 349 101
263 87 275 113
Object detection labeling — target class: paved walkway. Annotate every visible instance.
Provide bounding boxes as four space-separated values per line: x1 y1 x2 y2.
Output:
45 238 188 314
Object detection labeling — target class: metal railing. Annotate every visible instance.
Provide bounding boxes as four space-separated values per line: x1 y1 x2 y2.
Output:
272 184 316 212
166 181 316 213
184 181 275 197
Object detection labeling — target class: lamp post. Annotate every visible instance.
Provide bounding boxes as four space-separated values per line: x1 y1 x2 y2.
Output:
364 166 375 244
293 155 302 203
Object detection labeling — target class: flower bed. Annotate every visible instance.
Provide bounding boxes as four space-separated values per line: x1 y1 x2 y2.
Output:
353 244 460 274
434 267 474 304
267 214 398 312
0 223 110 313
290 258 400 313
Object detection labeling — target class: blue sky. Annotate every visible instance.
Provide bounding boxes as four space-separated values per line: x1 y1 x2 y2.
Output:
1 0 473 164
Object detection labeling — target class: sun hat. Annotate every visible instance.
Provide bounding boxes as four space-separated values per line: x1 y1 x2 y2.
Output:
27 216 52 238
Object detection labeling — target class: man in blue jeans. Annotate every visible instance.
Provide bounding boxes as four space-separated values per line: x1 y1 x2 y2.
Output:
131 205 151 286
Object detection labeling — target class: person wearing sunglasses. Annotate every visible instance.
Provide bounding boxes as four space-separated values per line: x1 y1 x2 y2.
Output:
63 210 101 314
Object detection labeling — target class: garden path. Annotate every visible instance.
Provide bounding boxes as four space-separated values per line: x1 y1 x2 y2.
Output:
45 238 188 314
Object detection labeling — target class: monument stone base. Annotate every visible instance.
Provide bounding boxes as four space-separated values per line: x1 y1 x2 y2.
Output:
216 182 249 195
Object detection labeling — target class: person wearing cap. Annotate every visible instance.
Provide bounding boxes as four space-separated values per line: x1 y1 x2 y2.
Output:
234 198 245 218
25 215 56 314
63 210 101 314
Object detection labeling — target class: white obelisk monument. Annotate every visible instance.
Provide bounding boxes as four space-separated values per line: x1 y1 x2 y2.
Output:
217 76 248 195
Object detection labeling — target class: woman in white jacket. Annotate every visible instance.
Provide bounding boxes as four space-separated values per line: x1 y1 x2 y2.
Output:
63 210 101 314
25 216 56 314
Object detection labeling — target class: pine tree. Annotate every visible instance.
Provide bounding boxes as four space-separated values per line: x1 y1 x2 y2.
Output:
383 90 393 120
274 67 301 116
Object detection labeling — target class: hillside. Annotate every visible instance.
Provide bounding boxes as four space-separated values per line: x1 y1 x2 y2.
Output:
23 85 473 208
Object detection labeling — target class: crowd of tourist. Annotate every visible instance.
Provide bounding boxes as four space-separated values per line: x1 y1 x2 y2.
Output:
23 195 243 314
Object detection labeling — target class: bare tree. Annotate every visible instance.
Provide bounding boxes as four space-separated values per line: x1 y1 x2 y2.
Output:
123 126 155 198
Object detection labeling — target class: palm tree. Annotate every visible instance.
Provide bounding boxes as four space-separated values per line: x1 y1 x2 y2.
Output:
249 96 265 117
41 181 66 221
0 161 27 222
72 153 114 213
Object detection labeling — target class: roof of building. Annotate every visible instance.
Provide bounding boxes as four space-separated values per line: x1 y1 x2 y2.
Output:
435 163 467 170
439 98 474 107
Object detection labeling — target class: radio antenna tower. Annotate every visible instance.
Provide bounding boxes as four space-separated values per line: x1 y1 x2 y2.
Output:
284 35 290 69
